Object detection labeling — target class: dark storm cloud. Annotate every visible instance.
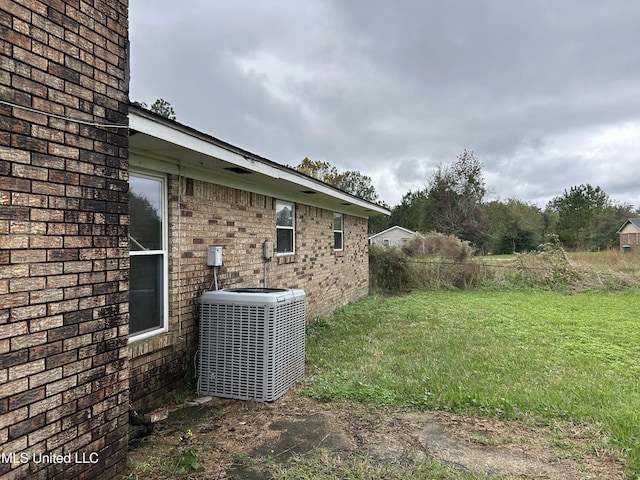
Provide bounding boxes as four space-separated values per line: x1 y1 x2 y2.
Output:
129 0 640 208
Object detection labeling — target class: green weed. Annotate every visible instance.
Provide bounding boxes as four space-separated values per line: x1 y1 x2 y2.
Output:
175 447 199 474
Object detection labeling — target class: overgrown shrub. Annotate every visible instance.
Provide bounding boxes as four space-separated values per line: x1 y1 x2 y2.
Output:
369 245 413 291
513 238 582 288
371 234 640 293
370 232 478 292
408 260 482 290
401 232 472 262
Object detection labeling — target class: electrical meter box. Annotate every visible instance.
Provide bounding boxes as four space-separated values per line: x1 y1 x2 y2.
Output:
207 246 223 266
263 240 274 259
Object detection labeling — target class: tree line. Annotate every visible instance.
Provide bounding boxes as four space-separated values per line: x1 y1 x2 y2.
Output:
297 152 638 253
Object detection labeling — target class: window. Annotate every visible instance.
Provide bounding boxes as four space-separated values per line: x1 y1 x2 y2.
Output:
129 173 168 339
276 201 295 254
333 212 343 251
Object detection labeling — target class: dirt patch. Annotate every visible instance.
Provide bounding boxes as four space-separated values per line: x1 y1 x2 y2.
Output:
127 390 627 479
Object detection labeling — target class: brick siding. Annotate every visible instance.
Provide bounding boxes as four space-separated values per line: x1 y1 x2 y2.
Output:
129 175 369 408
1 1 129 479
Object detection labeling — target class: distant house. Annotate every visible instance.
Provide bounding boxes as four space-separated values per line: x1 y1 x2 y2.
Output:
617 218 640 252
368 226 417 248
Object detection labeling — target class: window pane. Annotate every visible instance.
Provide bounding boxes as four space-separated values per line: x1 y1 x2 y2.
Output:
276 203 293 227
334 232 343 250
130 175 163 251
277 229 294 253
333 212 342 230
130 254 164 335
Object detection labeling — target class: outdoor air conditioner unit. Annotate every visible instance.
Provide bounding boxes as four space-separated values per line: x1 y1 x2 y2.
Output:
197 288 306 402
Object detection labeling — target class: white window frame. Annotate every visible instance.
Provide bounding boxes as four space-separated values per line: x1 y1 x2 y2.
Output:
333 212 344 251
128 171 169 342
276 200 295 255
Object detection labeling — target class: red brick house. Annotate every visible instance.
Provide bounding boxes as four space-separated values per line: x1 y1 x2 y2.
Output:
0 1 388 478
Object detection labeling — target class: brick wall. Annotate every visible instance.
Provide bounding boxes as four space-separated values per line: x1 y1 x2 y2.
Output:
1 1 129 479
129 175 369 408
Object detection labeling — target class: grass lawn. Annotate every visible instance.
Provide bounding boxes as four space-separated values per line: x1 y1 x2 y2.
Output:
303 288 640 476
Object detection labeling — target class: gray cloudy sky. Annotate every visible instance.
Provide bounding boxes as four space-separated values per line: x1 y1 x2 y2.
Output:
129 1 640 209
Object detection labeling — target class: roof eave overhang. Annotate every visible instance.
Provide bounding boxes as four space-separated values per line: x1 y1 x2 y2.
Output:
128 108 389 218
